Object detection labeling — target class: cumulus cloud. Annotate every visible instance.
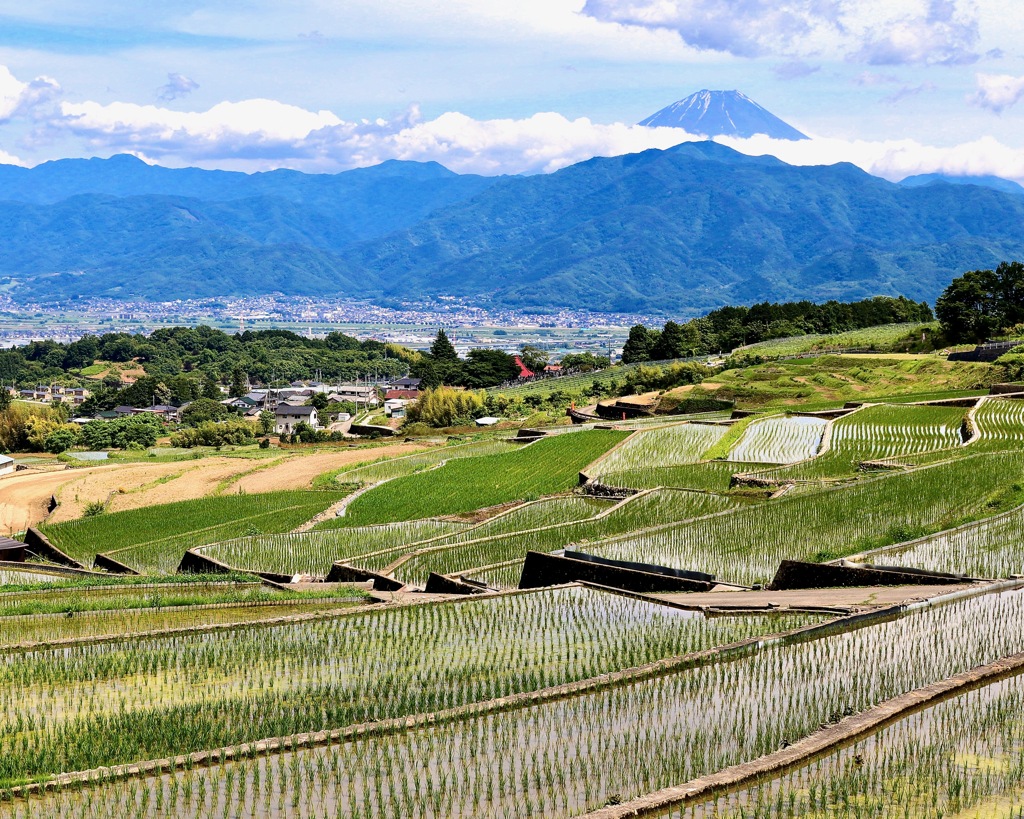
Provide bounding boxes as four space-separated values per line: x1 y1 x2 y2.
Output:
40 93 1024 186
156 73 200 102
0 65 60 122
579 0 979 65
969 72 1024 113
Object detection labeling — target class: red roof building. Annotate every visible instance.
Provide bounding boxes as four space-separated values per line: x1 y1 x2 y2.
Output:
384 389 420 400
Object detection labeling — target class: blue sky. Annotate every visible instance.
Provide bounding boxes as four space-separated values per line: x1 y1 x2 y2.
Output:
0 0 1021 180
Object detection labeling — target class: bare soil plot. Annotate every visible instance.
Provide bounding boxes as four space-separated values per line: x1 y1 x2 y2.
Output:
230 444 430 494
47 459 271 523
0 467 112 534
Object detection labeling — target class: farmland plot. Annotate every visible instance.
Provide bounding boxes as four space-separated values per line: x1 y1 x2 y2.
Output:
761 404 968 480
590 423 728 475
199 519 468 577
973 397 1024 449
671 666 1024 818
13 586 1024 817
595 461 763 492
329 439 519 487
389 490 741 585
860 502 1024 580
39 491 348 572
726 415 827 464
338 430 628 526
587 451 1024 584
0 586 818 788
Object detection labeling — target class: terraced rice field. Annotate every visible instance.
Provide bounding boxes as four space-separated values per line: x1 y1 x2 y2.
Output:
757 403 969 480
973 396 1024 449
592 461 764 492
330 439 520 487
199 520 469 577
337 430 628 526
0 586 818 790
671 665 1024 818
859 502 1024 580
726 415 828 464
39 491 348 572
589 423 727 476
387 490 741 586
11 587 1022 817
586 451 1024 584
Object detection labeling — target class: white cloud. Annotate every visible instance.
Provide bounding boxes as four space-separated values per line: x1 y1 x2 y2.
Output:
156 73 199 102
969 72 1024 112
0 65 60 122
39 93 1024 186
579 0 980 65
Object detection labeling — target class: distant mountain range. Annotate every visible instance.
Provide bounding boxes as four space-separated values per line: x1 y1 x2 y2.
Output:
2 143 1024 315
639 90 808 140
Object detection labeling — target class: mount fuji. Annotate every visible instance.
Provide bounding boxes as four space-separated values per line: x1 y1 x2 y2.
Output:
639 90 808 141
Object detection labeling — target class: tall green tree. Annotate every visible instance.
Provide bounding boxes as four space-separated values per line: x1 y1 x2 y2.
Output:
229 366 248 398
621 325 658 364
936 261 1024 343
429 329 459 362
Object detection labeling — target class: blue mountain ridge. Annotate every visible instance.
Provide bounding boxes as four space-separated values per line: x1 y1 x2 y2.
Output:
1 141 1023 315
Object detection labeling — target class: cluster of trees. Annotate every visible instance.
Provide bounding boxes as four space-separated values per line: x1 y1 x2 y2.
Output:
622 296 934 363
936 261 1024 343
410 330 522 389
0 326 413 393
405 386 487 428
170 418 258 448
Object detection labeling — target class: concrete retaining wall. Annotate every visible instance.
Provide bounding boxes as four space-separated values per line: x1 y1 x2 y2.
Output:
518 550 716 593
423 572 487 595
22 528 86 569
92 553 140 575
325 562 405 592
769 559 967 591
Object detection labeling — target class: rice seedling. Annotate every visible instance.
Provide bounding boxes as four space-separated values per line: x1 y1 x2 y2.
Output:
199 520 468 577
0 586 817 789
589 423 729 475
11 585 1024 817
726 415 828 465
338 430 628 526
586 451 1024 584
0 570 69 587
39 491 349 572
757 403 969 480
972 397 1024 449
669 665 1024 817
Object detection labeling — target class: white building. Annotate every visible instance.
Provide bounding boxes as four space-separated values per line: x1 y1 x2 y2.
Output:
0 454 14 477
274 405 319 434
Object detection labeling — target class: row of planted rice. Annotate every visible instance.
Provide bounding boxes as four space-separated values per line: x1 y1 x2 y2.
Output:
9 587 1022 817
726 415 828 465
756 404 968 480
584 451 1024 585
0 586 817 791
668 663 1024 818
857 500 1024 580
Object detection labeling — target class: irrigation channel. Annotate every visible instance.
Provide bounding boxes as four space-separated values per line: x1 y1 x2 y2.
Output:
3 581 1024 817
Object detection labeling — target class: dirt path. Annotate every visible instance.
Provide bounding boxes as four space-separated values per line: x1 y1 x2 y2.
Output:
231 445 429 494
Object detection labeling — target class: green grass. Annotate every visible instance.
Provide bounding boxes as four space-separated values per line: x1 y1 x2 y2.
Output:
736 322 937 357
39 491 348 572
338 430 628 526
486 356 703 399
689 355 996 410
702 414 758 460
